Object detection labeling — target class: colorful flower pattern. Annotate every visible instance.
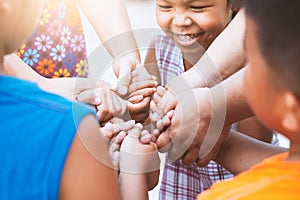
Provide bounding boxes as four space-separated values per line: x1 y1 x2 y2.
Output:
16 0 88 78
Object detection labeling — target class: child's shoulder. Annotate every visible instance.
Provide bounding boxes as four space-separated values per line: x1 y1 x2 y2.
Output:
0 75 94 117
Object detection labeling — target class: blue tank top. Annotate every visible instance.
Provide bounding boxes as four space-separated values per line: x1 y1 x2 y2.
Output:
0 75 95 199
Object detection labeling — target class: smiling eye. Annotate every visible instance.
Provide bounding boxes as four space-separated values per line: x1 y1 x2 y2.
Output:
190 6 206 12
157 4 172 11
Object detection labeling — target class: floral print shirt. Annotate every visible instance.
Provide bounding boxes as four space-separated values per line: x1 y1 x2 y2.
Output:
16 0 88 78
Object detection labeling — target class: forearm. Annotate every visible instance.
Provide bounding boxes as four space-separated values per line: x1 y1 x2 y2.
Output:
77 0 140 59
215 129 287 175
119 172 148 200
181 10 247 88
222 67 253 126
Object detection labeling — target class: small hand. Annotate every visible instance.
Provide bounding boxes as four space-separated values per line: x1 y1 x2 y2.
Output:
112 52 141 96
119 124 159 173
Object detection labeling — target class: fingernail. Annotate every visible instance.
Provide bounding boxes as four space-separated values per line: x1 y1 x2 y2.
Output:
140 135 152 144
167 110 174 118
118 86 128 96
135 123 143 129
151 112 159 121
94 97 101 104
152 129 160 137
132 95 143 102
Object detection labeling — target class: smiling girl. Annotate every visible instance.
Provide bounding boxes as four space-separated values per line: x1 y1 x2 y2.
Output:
144 0 273 199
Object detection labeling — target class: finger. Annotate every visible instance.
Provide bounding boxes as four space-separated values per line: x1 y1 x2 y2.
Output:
129 88 156 98
100 122 115 140
97 103 112 124
166 110 174 119
115 120 135 132
114 131 127 145
152 129 160 138
111 94 124 116
156 119 164 131
156 85 167 97
113 70 132 96
149 107 165 122
158 90 178 114
109 117 125 124
128 80 158 94
156 132 172 152
128 95 143 104
128 97 150 114
140 130 152 144
128 124 142 138
162 115 171 127
77 89 102 106
152 92 162 104
181 147 200 165
196 156 212 167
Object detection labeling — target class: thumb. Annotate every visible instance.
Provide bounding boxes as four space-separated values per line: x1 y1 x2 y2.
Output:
113 68 132 97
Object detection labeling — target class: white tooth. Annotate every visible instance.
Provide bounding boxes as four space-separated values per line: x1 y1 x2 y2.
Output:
178 35 192 42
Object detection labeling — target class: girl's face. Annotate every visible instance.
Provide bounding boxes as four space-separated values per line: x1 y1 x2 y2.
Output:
156 0 232 50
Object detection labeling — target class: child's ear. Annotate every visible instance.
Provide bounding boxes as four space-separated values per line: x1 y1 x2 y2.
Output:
281 92 300 132
0 0 12 13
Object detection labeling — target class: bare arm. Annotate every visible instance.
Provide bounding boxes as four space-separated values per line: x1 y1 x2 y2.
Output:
222 67 253 126
119 126 160 200
172 10 247 89
76 0 139 59
77 0 142 96
4 53 97 100
59 115 122 200
144 41 161 85
215 129 287 175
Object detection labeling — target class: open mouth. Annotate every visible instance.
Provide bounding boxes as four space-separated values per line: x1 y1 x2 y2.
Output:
175 33 202 46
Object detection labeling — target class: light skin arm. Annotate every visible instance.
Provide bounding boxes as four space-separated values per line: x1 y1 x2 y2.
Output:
76 0 142 96
119 126 160 200
4 53 97 100
215 129 287 175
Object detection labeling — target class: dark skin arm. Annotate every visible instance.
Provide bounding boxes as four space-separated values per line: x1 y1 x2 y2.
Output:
215 129 287 175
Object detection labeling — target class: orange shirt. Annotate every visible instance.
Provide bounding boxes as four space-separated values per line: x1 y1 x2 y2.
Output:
198 153 300 199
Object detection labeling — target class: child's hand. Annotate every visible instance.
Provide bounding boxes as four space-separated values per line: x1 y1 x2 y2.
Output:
100 118 135 169
112 52 141 96
119 124 159 174
126 67 158 123
128 67 157 98
128 96 151 124
149 86 175 141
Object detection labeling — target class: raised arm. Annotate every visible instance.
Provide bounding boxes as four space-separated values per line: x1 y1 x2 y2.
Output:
76 0 142 96
169 10 247 90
